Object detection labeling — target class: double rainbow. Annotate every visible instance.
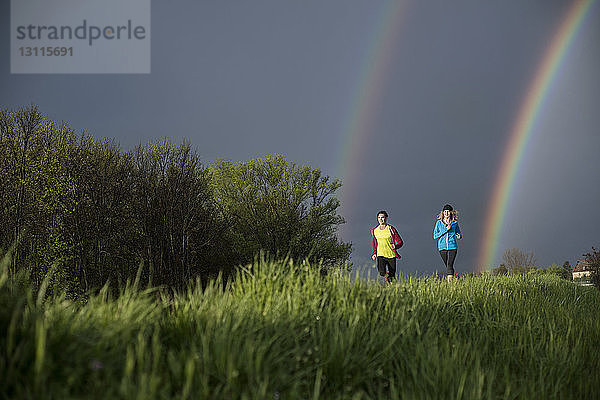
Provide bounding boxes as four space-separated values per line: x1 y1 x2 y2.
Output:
333 0 596 269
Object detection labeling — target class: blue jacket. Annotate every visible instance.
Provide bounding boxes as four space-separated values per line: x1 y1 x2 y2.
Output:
433 220 461 251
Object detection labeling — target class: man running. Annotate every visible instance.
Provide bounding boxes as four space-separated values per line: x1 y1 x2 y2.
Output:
371 210 404 283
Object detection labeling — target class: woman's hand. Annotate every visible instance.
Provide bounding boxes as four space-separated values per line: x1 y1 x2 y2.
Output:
456 233 461 240
372 254 377 260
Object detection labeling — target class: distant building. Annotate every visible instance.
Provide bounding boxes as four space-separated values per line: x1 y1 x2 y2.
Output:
572 260 593 280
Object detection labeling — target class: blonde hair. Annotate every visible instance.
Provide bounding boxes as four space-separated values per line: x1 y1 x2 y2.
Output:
437 209 459 221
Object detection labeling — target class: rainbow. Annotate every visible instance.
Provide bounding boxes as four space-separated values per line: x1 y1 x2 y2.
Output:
336 0 405 235
476 0 596 272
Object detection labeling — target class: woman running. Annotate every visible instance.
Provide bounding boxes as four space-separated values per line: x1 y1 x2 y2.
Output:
433 204 462 282
371 210 404 283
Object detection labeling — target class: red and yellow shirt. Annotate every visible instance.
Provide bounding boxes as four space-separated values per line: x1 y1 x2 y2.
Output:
372 224 403 259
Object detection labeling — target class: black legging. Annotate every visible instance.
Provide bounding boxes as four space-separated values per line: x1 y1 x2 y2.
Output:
439 249 457 276
376 256 396 280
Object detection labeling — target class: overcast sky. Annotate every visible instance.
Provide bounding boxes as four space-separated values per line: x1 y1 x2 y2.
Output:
2 1 599 278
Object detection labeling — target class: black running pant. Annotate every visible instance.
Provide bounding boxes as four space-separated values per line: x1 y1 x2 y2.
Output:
439 249 457 276
376 256 396 280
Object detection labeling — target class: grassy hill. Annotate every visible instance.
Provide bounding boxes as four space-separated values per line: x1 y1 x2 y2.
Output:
1 258 599 399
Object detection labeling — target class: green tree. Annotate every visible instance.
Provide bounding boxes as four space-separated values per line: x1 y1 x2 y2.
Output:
63 136 138 291
1 105 231 294
132 139 229 288
492 263 508 276
583 247 600 290
562 261 572 281
0 105 78 290
531 264 571 280
210 154 351 269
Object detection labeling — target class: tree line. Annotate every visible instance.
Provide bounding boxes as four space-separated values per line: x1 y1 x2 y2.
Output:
0 105 351 296
489 247 600 288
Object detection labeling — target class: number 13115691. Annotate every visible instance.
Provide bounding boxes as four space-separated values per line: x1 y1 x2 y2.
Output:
19 47 73 56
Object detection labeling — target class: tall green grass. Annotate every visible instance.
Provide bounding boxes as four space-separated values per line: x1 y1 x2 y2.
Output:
1 256 599 399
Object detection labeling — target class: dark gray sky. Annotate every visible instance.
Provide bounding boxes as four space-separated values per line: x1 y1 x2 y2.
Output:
2 1 599 277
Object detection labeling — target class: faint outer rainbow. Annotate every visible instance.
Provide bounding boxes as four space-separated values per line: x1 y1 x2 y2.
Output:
336 1 405 236
476 0 596 272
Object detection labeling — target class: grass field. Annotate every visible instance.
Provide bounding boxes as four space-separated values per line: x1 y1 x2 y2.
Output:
1 257 599 399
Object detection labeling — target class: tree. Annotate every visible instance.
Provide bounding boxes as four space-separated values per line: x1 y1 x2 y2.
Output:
501 248 537 274
492 263 508 276
562 261 572 281
583 247 600 289
1 105 232 294
131 139 229 288
1 106 352 294
0 105 79 289
64 136 139 291
210 154 351 269
534 264 570 280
